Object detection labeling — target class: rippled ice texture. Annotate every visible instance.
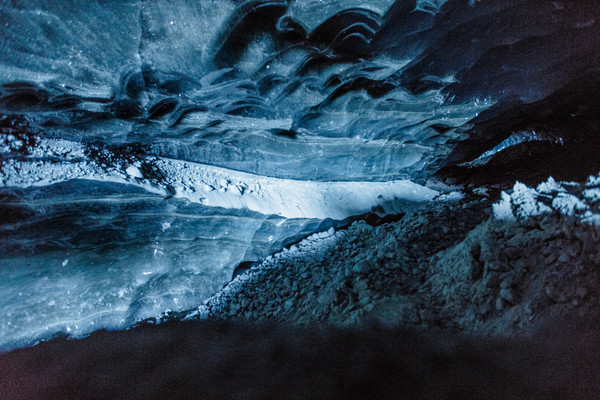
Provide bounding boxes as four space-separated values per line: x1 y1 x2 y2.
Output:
2 0 597 349
0 0 450 349
1 180 371 349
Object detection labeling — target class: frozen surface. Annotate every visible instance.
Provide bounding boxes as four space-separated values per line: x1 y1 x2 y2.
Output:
493 175 600 225
0 180 376 349
0 138 438 220
1 0 598 350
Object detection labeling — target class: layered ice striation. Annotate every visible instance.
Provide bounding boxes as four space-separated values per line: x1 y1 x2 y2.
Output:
3 179 413 349
1 0 599 349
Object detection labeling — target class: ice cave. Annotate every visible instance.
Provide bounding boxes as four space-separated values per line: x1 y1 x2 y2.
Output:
0 0 599 398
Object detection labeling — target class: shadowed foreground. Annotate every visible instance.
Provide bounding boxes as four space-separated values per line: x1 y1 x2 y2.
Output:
1 318 599 400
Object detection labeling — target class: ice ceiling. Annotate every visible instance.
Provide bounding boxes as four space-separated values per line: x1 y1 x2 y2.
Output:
0 0 598 349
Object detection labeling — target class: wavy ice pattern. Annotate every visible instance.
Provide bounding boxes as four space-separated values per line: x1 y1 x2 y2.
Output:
1 0 598 349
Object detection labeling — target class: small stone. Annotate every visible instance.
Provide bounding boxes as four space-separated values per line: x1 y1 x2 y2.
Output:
284 298 294 311
499 287 517 304
495 297 505 311
484 273 500 288
545 286 567 303
479 301 492 316
576 287 588 299
505 247 522 260
567 244 582 258
571 299 580 307
354 279 368 293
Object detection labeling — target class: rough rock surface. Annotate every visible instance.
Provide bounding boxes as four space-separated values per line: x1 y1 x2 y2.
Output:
191 176 600 337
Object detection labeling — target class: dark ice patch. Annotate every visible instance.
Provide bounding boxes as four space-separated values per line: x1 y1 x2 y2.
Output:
213 1 289 67
0 82 82 111
269 128 296 139
443 24 600 104
119 68 146 99
168 104 208 127
439 70 600 185
276 16 307 43
141 67 202 94
231 260 262 280
210 68 246 85
308 8 382 57
395 0 600 101
257 74 287 95
371 0 434 56
107 99 143 119
147 98 179 120
0 191 35 226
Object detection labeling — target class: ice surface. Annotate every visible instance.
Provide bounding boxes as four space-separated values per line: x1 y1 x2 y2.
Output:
463 130 564 167
288 0 395 31
1 138 438 220
0 181 372 349
0 0 459 349
1 0 598 350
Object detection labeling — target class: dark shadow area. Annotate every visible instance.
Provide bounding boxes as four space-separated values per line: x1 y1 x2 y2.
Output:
1 317 599 400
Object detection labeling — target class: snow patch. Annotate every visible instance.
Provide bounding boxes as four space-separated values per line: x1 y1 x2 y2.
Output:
492 192 515 221
1 139 439 220
493 173 600 225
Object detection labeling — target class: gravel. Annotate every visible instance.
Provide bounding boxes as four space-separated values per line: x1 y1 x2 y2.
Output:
185 175 600 337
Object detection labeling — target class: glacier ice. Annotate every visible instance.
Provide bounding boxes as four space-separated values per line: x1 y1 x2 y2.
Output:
1 0 599 350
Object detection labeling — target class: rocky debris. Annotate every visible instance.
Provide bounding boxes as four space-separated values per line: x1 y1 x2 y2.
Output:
190 191 494 328
189 177 600 337
425 214 600 334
